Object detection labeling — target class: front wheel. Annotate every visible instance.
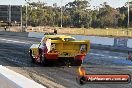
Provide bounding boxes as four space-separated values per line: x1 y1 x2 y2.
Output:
30 50 35 63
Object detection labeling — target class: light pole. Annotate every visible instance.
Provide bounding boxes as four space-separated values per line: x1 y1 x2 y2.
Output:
9 5 11 31
20 5 23 32
61 0 63 28
127 0 130 29
26 4 28 28
125 0 130 35
15 5 23 32
126 0 130 35
25 0 29 28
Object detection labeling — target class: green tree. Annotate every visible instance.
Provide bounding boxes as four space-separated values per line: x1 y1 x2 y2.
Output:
65 0 91 28
95 2 120 28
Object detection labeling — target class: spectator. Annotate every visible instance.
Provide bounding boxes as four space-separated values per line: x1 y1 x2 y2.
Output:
54 29 57 34
4 26 7 31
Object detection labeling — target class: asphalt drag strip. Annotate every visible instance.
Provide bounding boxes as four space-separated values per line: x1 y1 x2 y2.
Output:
0 32 132 88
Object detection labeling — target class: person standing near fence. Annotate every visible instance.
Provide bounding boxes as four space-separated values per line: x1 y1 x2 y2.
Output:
54 29 57 34
4 26 7 31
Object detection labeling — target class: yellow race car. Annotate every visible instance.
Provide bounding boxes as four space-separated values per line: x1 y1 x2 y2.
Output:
29 35 90 66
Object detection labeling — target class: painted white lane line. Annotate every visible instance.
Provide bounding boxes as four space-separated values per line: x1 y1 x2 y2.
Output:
89 53 125 59
0 38 29 44
0 38 126 60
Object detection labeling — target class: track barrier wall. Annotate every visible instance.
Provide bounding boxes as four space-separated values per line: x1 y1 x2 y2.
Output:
28 32 132 51
0 65 46 88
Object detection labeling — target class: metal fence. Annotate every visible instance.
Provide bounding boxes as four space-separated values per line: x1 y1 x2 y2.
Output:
26 27 132 37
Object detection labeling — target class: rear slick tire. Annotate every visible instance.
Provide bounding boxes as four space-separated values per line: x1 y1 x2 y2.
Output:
40 55 47 66
75 60 82 66
39 49 48 66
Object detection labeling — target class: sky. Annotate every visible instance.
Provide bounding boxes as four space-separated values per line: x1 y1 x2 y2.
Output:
0 0 131 8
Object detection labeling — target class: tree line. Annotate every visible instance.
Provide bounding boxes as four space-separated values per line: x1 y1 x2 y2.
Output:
22 0 132 28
